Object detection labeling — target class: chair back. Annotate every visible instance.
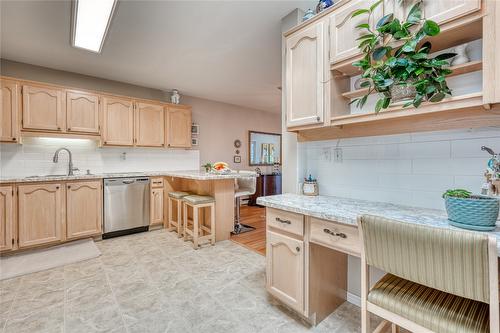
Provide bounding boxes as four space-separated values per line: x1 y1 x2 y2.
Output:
358 214 493 304
236 172 257 195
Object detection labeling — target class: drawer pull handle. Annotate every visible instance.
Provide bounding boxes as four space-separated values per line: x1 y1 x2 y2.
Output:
276 217 291 224
323 228 347 238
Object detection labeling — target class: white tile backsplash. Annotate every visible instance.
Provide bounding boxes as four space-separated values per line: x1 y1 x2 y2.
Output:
0 137 199 178
301 127 500 210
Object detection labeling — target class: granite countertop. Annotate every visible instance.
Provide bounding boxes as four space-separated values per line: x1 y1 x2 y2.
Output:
0 170 256 184
257 193 500 254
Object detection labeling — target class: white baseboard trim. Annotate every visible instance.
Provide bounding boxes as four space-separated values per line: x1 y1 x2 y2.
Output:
346 292 361 307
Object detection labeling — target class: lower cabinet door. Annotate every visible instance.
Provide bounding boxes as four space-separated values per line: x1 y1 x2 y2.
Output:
0 186 14 252
18 183 63 248
66 181 102 240
266 230 304 313
150 188 164 225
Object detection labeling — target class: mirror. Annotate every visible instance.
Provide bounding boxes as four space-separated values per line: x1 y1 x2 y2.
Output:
248 131 281 166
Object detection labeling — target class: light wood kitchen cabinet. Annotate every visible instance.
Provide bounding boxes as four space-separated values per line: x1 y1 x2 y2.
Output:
166 106 192 148
66 181 102 240
18 183 63 249
1 79 19 142
22 84 65 132
285 21 326 128
135 102 165 147
266 230 305 313
0 186 14 252
102 96 134 146
66 90 100 134
393 0 481 25
329 0 383 64
150 188 164 225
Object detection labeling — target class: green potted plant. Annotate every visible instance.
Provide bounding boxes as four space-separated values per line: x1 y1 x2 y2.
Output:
442 189 499 231
351 0 456 112
202 163 213 173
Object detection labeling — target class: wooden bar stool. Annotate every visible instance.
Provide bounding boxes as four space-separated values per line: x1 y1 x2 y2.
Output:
182 195 215 249
167 191 190 237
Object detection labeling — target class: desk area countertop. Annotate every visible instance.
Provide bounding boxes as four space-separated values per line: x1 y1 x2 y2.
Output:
0 170 256 184
257 193 500 254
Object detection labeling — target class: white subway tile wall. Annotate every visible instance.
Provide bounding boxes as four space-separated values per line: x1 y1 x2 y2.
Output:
0 138 200 178
299 127 500 210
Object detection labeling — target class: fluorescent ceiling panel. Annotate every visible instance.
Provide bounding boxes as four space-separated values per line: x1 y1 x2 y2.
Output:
72 0 116 53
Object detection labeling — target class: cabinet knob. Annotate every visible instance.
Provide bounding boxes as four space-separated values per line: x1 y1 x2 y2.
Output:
12 137 16 141
57 127 61 130
296 247 300 252
67 128 71 131
67 185 71 189
104 141 107 144
56 186 60 189
316 116 320 122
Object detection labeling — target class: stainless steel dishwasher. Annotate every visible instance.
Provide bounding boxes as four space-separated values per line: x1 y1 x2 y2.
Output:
103 177 150 238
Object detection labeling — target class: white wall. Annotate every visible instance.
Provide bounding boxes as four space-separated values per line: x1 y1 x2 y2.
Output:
0 138 199 178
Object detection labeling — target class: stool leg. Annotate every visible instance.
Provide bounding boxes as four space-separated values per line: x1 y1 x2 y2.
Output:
193 206 199 249
210 203 215 245
183 202 188 241
177 200 183 238
168 197 173 230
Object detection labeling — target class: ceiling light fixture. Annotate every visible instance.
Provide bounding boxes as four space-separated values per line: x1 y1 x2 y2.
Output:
71 0 117 53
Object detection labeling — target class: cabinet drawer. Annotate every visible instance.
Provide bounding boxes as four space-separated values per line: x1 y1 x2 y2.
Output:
267 208 304 236
309 217 360 257
151 177 164 188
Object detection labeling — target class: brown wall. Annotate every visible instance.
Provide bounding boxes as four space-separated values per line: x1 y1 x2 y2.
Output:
0 59 281 171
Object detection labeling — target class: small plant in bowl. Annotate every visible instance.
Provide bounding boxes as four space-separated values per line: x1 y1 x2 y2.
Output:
443 189 499 231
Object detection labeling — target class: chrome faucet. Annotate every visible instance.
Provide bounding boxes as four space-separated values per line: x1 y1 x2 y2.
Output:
53 148 79 176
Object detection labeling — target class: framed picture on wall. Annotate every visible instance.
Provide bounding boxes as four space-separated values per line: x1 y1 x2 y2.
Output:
234 155 241 163
192 138 199 146
191 124 200 136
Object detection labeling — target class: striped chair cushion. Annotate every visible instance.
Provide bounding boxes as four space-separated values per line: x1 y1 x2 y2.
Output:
358 215 490 303
368 274 489 333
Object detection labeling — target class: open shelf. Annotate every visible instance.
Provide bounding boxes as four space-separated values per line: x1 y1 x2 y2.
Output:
331 92 483 125
341 60 483 100
331 18 483 77
295 93 500 141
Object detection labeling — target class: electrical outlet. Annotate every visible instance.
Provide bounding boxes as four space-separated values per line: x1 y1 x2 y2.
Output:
333 147 343 162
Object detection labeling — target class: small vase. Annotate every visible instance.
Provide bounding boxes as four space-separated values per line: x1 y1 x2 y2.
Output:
303 9 315 21
451 43 470 66
171 89 181 104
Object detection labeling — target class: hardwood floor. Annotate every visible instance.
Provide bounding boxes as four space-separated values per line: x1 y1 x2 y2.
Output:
230 205 266 256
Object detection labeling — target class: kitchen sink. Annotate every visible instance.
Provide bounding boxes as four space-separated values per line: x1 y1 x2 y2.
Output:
24 174 69 179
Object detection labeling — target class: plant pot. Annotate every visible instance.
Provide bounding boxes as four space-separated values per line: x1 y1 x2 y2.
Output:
444 195 499 231
390 82 417 103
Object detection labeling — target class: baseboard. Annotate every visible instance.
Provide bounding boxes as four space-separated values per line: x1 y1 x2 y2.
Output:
346 292 361 307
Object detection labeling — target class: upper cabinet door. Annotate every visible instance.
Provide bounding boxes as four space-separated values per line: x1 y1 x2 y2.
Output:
0 186 14 252
22 84 65 132
66 90 100 134
66 181 102 240
329 0 383 64
393 0 481 25
0 79 19 142
166 106 192 148
102 96 134 146
18 183 63 249
286 21 326 128
135 102 165 147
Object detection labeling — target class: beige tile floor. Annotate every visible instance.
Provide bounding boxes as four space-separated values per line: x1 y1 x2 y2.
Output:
0 229 368 333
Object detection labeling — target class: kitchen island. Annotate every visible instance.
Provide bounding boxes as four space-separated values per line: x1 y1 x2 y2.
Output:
257 193 500 325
